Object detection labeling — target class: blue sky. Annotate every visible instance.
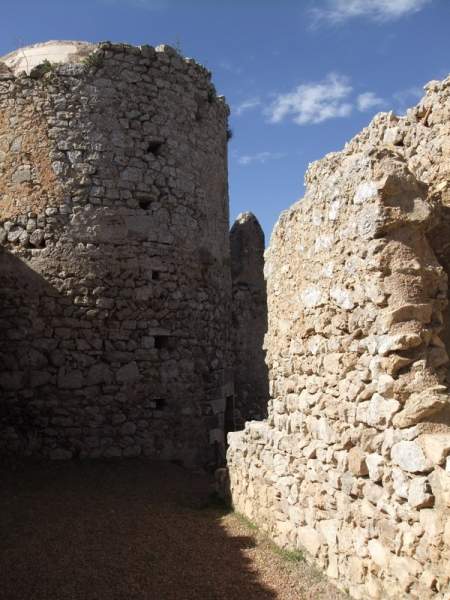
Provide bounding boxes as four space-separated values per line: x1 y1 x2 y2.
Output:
1 0 449 242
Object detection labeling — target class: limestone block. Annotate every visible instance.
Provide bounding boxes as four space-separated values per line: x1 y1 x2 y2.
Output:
419 508 445 540
318 518 338 548
429 466 450 507
391 441 430 473
377 333 422 356
348 446 368 476
393 387 449 428
366 453 384 482
356 394 400 429
408 477 434 509
367 539 391 568
392 467 409 499
419 433 450 465
298 526 321 557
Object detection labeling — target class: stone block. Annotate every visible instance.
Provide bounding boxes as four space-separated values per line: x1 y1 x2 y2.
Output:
419 433 450 465
348 446 368 476
391 441 430 473
298 526 321 557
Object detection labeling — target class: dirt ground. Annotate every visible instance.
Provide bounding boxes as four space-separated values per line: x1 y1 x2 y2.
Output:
0 459 345 600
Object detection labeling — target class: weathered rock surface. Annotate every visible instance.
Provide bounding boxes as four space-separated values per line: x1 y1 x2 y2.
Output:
0 41 233 467
230 212 268 428
226 75 450 599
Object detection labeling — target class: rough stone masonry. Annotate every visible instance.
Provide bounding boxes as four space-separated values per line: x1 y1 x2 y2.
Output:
0 41 237 466
227 76 450 598
230 211 268 429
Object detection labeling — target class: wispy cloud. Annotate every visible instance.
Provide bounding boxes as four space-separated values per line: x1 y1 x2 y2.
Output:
267 73 353 125
238 151 286 166
235 97 261 116
357 91 385 112
311 0 431 25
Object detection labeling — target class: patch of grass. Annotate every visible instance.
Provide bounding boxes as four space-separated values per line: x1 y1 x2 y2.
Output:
234 512 258 531
30 60 57 79
271 545 305 563
82 52 105 72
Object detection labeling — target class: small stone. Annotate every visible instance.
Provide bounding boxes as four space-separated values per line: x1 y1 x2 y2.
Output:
29 229 45 247
391 441 430 473
348 446 368 476
393 387 449 428
368 539 390 568
392 467 409 499
116 361 140 384
419 433 450 465
366 453 383 482
408 476 434 508
7 227 23 243
298 526 321 557
11 165 32 184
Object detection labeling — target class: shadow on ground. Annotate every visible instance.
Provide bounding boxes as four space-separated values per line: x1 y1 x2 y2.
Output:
0 459 276 600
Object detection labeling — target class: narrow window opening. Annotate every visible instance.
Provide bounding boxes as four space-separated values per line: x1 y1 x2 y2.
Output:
225 395 236 435
152 270 160 281
147 140 163 155
154 398 166 410
154 335 169 350
139 199 151 210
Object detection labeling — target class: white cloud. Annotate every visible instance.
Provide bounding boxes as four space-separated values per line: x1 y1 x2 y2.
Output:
357 91 385 112
235 97 261 116
267 73 353 126
238 152 285 166
312 0 431 24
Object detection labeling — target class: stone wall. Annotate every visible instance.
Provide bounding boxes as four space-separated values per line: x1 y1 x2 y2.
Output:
230 212 268 430
227 76 450 598
0 41 232 467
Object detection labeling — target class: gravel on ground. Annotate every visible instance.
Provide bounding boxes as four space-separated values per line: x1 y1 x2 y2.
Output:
0 459 345 600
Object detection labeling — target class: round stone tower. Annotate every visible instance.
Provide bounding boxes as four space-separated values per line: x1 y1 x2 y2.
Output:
0 41 233 466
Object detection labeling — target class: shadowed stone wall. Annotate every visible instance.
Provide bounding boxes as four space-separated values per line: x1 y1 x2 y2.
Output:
227 76 450 599
229 212 268 430
0 41 232 466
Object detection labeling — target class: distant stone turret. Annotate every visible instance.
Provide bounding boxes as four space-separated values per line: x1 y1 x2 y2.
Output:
229 212 268 429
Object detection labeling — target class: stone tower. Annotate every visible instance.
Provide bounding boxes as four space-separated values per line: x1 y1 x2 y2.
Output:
230 212 268 428
0 41 233 466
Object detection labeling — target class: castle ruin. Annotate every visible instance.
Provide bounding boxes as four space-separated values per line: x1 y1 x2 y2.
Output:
2 39 450 600
227 77 450 598
0 41 264 466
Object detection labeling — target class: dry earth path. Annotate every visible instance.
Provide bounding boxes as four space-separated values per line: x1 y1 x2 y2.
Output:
0 459 345 600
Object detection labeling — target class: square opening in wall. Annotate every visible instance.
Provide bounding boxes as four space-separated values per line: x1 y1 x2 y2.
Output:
154 335 170 350
154 398 166 410
139 198 152 210
152 270 160 281
147 140 163 155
